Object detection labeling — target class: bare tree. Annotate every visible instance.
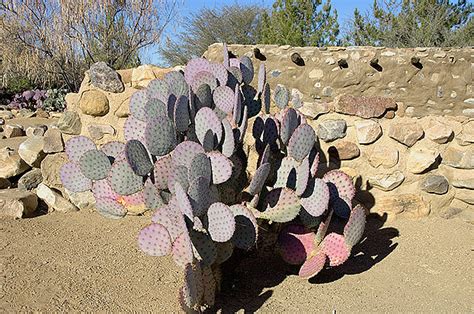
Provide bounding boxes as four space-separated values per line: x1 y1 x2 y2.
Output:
0 0 177 91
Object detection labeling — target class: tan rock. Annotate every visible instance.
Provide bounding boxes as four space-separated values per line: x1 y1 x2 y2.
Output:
0 148 30 178
132 64 157 87
368 171 405 191
40 153 68 191
406 148 439 174
425 122 453 144
367 145 399 169
64 189 96 210
372 193 429 219
18 136 46 167
57 111 82 135
328 141 360 160
117 68 133 85
79 90 110 116
455 188 474 205
88 124 116 140
43 128 64 153
456 120 474 146
442 146 474 169
308 69 324 80
0 189 38 219
36 183 79 213
4 124 24 138
388 122 424 147
25 125 48 137
299 102 330 118
354 119 382 144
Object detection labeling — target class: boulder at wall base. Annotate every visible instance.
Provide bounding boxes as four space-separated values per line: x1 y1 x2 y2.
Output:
0 147 30 179
40 153 68 191
18 136 46 167
0 189 38 219
89 61 124 93
36 183 79 213
43 128 64 153
388 122 424 147
79 90 110 117
18 168 43 191
334 95 397 118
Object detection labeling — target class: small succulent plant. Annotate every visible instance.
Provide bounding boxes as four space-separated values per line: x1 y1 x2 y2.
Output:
7 88 67 111
60 44 366 312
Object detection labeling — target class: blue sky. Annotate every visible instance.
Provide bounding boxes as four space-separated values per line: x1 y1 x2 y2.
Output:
144 0 374 64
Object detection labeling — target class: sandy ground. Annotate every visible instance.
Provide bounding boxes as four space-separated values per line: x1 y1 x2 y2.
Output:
1 210 473 313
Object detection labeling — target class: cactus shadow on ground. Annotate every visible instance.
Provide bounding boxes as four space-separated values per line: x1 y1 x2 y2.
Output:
212 213 398 312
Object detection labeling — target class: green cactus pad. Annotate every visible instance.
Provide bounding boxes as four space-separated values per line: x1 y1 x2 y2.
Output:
172 232 194 269
228 66 243 86
165 71 188 97
173 141 205 169
288 123 315 162
194 84 212 110
344 204 366 248
195 107 222 146
260 188 301 223
92 179 118 199
207 151 233 184
281 108 299 145
95 197 127 219
168 165 189 193
129 89 148 121
65 136 96 163
124 116 147 142
60 162 92 192
295 156 310 196
213 85 234 114
188 176 211 217
248 162 270 195
323 170 356 201
147 78 170 103
174 95 190 132
190 230 217 266
188 153 212 184
300 178 330 217
315 210 333 245
125 140 153 176
79 149 112 180
138 223 172 256
240 56 254 84
274 84 289 109
230 204 258 250
153 154 172 189
202 129 217 152
144 179 164 210
145 116 176 156
175 182 193 219
298 250 327 279
275 157 299 189
321 232 350 266
107 159 144 195
257 63 266 94
144 98 167 122
221 119 235 158
100 141 125 161
207 202 235 243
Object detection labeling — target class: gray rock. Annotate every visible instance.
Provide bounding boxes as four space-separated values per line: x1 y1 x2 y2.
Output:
0 189 38 219
318 119 347 142
57 111 82 135
26 125 48 137
18 136 46 167
420 175 449 195
18 169 43 191
43 128 64 153
36 183 79 213
4 124 25 138
89 62 124 93
0 178 11 189
0 148 30 178
88 124 115 140
388 123 424 147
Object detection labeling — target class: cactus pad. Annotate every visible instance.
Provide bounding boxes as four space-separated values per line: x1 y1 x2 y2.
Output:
191 71 217 91
233 85 242 125
310 151 320 177
332 195 352 219
281 108 299 145
168 165 189 193
215 241 234 264
95 197 127 219
248 162 270 195
145 116 176 156
278 224 316 265
295 156 310 196
195 107 222 146
181 263 204 309
207 151 233 184
300 178 330 218
288 124 315 162
175 182 193 219
275 157 299 189
188 153 212 184
144 179 164 210
190 230 217 266
260 188 301 223
201 266 217 307
213 85 234 114
257 63 266 94
125 140 153 176
107 159 144 195
65 136 96 162
100 141 125 161
207 202 235 242
138 223 172 256
239 56 254 84
274 85 289 109
221 119 235 158
188 176 211 217
60 162 92 192
263 82 271 114
174 95 190 132
321 232 350 266
230 204 258 250
147 79 170 103
92 179 118 199
344 204 366 248
164 71 188 97
184 58 210 84
299 207 322 229
153 154 172 189
323 170 356 201
124 116 147 142
79 149 111 180
129 89 149 121
145 98 168 122
209 63 228 86
173 141 205 169
195 84 212 109
298 251 327 279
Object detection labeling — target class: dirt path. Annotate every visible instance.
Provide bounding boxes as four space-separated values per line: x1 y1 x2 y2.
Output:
1 211 473 313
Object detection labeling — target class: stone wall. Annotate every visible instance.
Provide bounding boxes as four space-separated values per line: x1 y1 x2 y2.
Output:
205 44 474 118
61 46 472 221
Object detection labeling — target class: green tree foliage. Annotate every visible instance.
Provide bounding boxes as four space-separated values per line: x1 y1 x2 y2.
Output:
160 5 263 66
347 0 474 47
259 0 340 46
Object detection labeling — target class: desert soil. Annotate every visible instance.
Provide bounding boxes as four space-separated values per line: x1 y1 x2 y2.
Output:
1 210 473 313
